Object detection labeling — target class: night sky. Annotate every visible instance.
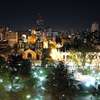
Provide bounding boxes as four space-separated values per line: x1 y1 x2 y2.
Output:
0 0 100 31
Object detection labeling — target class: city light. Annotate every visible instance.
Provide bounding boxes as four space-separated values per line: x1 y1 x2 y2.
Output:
4 84 12 91
0 6 99 100
26 94 31 99
31 68 47 82
39 76 46 82
0 78 3 83
33 95 43 100
85 82 91 87
31 68 48 100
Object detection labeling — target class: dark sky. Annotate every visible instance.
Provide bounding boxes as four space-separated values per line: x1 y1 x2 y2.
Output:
0 0 100 31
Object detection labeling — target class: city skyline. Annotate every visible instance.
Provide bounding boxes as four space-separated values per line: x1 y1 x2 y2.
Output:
0 0 100 31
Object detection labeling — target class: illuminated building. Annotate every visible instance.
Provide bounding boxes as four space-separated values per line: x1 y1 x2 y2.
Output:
50 48 100 69
27 34 36 44
42 34 48 49
6 31 18 47
43 39 48 49
22 49 36 60
21 34 27 43
0 26 8 41
91 22 99 32
0 26 18 47
31 27 36 35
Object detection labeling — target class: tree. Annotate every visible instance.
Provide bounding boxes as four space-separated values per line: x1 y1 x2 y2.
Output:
0 56 9 73
46 62 74 100
41 48 52 66
8 53 31 75
0 56 6 66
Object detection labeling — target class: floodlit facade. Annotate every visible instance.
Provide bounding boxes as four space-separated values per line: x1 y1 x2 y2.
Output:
22 49 36 60
50 49 100 70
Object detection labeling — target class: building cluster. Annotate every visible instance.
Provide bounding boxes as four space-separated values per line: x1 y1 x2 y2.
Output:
0 17 100 64
0 26 18 48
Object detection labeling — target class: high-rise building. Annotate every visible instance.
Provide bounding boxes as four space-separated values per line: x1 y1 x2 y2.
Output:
91 22 99 32
36 15 45 32
6 31 18 47
0 26 7 41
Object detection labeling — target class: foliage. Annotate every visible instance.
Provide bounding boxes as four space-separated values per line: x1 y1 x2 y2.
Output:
83 68 92 75
41 48 52 65
8 54 32 75
46 62 71 99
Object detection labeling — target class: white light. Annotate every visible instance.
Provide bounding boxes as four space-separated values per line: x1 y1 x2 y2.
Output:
39 70 43 74
92 70 95 74
18 63 21 66
41 86 45 90
0 79 3 83
85 82 91 87
39 76 46 81
4 84 12 91
50 48 59 60
62 94 65 97
26 94 31 99
34 72 38 78
84 76 95 87
6 65 8 68
15 76 19 80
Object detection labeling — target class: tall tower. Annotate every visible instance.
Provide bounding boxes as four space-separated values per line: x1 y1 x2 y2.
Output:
36 14 45 32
